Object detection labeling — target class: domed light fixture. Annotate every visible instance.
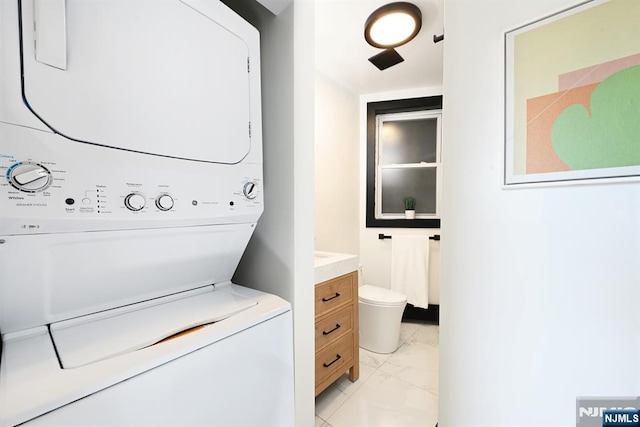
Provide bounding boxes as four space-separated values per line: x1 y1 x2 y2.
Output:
364 2 422 49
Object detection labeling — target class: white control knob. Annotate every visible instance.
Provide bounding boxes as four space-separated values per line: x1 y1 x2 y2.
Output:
155 194 174 211
8 162 52 192
243 181 258 199
124 193 146 211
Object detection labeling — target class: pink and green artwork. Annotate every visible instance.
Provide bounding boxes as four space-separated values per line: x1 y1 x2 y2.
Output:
505 0 640 185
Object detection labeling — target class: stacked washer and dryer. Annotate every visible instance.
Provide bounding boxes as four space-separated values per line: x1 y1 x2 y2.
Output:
0 0 294 425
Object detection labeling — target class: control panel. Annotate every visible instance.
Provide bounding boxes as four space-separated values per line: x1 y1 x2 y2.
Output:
0 142 263 235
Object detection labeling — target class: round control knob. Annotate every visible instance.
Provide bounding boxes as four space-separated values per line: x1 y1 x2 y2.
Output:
243 181 258 200
8 162 52 192
155 194 174 211
124 193 146 211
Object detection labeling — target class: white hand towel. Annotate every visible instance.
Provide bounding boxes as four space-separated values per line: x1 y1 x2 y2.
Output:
391 235 430 309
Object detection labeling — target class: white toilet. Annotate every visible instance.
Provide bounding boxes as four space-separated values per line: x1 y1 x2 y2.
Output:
358 284 407 354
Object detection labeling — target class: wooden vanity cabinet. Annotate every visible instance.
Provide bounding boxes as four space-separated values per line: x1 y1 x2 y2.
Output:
314 271 359 396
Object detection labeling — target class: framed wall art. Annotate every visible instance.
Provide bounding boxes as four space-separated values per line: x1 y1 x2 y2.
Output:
504 0 640 185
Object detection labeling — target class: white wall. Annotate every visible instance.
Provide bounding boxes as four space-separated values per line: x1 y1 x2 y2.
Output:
228 1 315 426
293 2 315 424
359 86 443 291
440 1 640 426
314 72 360 255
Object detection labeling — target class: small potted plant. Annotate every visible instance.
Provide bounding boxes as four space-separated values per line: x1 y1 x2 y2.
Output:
404 196 416 219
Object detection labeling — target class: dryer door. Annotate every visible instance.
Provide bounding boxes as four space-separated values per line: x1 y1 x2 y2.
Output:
20 0 255 164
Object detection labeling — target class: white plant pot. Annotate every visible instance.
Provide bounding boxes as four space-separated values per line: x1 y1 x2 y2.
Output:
404 210 415 219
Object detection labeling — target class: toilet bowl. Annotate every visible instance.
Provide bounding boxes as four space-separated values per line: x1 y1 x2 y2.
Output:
358 284 407 354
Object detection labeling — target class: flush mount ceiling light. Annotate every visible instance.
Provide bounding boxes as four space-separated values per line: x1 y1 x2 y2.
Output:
364 2 422 49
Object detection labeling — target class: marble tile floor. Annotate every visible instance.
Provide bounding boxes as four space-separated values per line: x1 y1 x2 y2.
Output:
315 322 439 427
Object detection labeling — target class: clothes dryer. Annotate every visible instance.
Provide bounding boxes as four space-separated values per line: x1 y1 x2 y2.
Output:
0 1 294 425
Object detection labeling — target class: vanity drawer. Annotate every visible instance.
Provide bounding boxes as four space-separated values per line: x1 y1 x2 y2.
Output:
315 305 353 350
315 332 354 385
315 273 353 317
314 269 359 396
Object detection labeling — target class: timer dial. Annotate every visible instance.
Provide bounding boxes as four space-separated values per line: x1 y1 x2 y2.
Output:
155 194 174 211
243 181 258 200
124 193 146 211
8 162 52 192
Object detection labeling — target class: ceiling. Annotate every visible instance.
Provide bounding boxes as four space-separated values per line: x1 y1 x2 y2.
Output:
315 0 444 95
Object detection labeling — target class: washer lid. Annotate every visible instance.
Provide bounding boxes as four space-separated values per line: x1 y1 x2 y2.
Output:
20 0 257 164
49 285 258 369
358 285 407 306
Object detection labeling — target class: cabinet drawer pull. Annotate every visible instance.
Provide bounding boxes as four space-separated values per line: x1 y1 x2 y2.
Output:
322 323 341 335
323 354 342 368
322 292 340 302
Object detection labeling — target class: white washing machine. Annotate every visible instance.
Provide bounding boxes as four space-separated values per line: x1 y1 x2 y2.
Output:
0 0 294 425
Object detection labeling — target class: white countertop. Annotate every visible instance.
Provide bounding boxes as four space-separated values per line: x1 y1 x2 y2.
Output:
314 251 359 285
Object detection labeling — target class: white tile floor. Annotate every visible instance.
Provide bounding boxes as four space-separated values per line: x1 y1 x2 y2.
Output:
315 322 438 427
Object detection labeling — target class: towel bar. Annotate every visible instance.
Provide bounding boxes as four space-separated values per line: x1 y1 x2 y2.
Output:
378 234 440 241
